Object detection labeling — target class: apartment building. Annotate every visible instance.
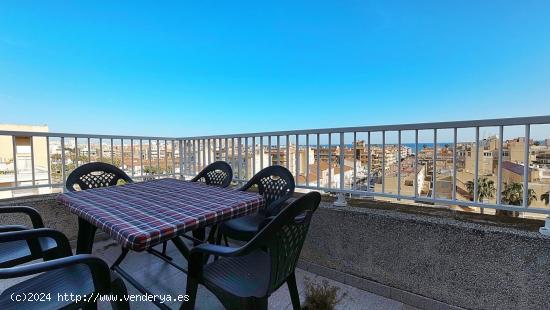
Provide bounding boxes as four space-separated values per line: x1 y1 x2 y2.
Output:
0 124 51 198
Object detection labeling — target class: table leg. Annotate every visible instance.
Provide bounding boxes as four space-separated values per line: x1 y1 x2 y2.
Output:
171 236 190 258
206 225 218 244
76 218 97 254
191 228 205 246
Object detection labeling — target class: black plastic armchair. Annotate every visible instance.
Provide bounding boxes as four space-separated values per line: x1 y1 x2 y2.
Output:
0 206 63 268
191 161 233 188
0 228 129 310
158 161 234 257
65 162 133 192
218 165 295 242
183 191 321 310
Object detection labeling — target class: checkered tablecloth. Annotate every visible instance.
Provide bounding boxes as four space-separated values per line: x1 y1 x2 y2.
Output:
57 178 265 251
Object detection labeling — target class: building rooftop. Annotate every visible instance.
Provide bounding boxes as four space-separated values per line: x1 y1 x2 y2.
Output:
503 160 531 176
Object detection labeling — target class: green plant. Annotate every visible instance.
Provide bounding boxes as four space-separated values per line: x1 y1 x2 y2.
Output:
302 277 345 310
466 177 496 202
542 191 549 205
501 182 537 206
497 182 537 217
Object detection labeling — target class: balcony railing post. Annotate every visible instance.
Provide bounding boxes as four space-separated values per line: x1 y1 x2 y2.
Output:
295 134 300 180
382 130 386 193
237 137 242 181
316 133 320 188
352 131 361 190
74 137 78 168
244 137 248 179
414 130 418 198
306 134 310 187
523 124 530 208
474 127 480 208
267 136 271 166
452 128 457 201
180 139 185 179
367 131 371 194
276 135 280 166
86 138 91 163
286 135 289 170
61 136 66 189
397 130 401 199
30 136 36 186
12 135 18 188
497 126 503 205
259 137 263 169
432 129 437 200
46 136 52 185
334 132 347 207
131 139 135 177
252 137 256 175
328 134 332 188
111 138 114 164
120 139 124 170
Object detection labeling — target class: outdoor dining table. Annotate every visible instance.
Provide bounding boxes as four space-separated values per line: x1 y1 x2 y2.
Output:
56 178 265 309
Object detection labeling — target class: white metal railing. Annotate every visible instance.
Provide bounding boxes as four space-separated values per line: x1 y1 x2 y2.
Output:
1 116 550 215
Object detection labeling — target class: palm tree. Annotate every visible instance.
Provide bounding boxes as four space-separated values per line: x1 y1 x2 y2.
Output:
542 191 549 205
466 177 496 202
498 182 537 217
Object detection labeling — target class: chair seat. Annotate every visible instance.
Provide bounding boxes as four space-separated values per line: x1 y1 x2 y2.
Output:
220 214 266 241
202 250 270 298
0 234 58 266
0 264 95 310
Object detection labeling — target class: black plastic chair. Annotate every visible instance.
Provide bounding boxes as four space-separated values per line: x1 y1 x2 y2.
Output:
159 161 234 257
0 228 129 310
191 161 233 188
184 191 321 310
65 162 133 192
0 206 62 268
218 165 295 242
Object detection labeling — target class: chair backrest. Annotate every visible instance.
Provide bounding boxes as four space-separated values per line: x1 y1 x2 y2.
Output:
245 191 321 294
65 162 133 192
240 165 295 216
191 161 233 188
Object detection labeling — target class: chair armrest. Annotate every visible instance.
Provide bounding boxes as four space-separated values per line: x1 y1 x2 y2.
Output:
0 228 72 258
266 194 293 216
0 225 29 233
0 254 112 294
0 206 44 229
190 243 242 258
187 243 245 278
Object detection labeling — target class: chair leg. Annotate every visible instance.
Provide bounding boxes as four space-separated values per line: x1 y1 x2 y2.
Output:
111 276 130 310
287 272 301 310
162 241 168 255
214 229 223 261
182 276 199 310
243 297 267 310
215 228 223 245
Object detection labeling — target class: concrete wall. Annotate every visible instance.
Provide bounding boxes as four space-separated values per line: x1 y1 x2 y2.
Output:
300 202 550 310
0 194 79 241
3 194 550 309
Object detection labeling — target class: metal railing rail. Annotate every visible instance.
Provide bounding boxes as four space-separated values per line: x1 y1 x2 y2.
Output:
179 115 550 215
1 115 550 215
0 132 180 192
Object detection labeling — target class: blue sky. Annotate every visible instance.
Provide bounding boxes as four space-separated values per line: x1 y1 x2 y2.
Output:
0 1 549 137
